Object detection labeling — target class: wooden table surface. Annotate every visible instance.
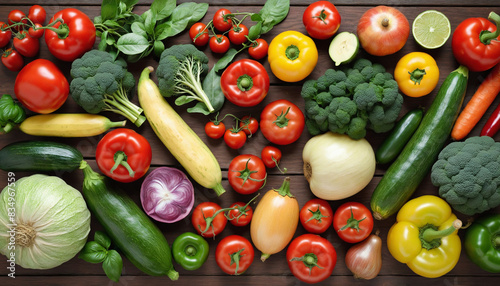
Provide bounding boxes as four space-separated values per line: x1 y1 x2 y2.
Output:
1 0 500 285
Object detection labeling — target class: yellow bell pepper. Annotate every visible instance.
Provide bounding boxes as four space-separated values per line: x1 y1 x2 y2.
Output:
268 31 318 82
387 195 462 278
394 52 439 97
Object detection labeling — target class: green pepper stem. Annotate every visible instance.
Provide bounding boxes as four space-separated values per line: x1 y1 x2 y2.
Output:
494 234 500 248
166 269 179 281
409 68 427 85
480 12 500 44
185 245 197 256
285 45 300 61
422 219 462 242
1 123 13 134
110 151 135 177
275 177 293 198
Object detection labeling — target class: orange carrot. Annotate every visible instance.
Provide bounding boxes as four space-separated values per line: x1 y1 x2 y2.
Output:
451 63 500 140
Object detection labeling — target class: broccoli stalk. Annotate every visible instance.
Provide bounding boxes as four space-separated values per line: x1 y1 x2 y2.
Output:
0 94 26 134
102 84 145 127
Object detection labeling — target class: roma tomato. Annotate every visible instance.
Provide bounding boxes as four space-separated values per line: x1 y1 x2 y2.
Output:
287 234 337 284
205 121 226 139
221 59 270 107
248 38 269 60
45 8 96 62
189 22 209 46
227 202 253 227
13 31 40 58
261 146 282 169
8 9 27 29
239 116 259 136
216 235 254 275
260 99 305 145
191 202 228 238
213 8 232 32
302 1 341 40
14 59 69 114
228 154 267 195
224 128 247 149
210 35 230 54
333 202 374 243
1 49 24 72
229 24 249 45
300 199 333 234
28 5 46 24
28 23 44 39
0 22 12 48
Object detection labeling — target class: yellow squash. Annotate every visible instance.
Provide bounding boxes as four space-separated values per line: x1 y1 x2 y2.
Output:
137 67 225 196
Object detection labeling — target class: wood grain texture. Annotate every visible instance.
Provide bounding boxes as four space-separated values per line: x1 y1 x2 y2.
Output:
0 1 499 285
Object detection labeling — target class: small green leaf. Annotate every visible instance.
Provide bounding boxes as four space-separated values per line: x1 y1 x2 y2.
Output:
151 0 176 21
156 2 208 39
106 35 116 45
116 33 149 55
103 20 122 29
94 231 112 250
153 40 165 57
98 39 108 51
143 10 157 35
94 16 103 25
248 22 262 41
175 96 196 106
101 0 118 21
251 13 263 22
214 48 239 73
131 22 147 38
258 0 290 34
201 67 225 113
103 250 123 282
78 242 107 264
121 0 138 10
118 1 127 14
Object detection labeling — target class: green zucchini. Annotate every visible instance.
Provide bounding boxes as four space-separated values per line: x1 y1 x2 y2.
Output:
371 65 469 220
375 108 424 164
80 161 178 280
0 141 83 172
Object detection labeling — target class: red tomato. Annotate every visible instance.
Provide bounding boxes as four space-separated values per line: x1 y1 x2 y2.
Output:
261 146 282 169
8 10 27 30
28 23 44 39
357 5 410 56
1 49 24 72
248 38 268 60
205 121 226 139
299 199 333 234
260 99 305 145
44 8 96 62
227 202 253 227
13 31 40 58
287 234 337 284
191 202 228 238
302 1 341 40
0 22 12 48
213 8 232 32
189 22 209 46
228 154 267 195
239 116 259 136
228 24 249 45
216 235 254 275
209 35 230 54
224 129 247 149
14 59 69 114
333 202 374 243
28 5 46 24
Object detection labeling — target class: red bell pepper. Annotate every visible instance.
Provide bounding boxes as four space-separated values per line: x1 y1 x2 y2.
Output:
481 102 500 137
452 12 500 72
96 128 152 183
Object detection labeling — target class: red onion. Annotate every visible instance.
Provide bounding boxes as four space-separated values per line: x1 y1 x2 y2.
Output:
345 233 382 280
140 167 194 223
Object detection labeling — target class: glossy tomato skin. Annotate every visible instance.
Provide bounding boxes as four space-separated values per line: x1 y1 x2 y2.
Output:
224 129 247 149
189 22 209 46
13 31 40 57
213 8 233 32
248 38 269 60
28 5 46 24
205 121 226 139
228 202 253 227
228 154 267 195
229 24 249 45
8 10 27 29
333 201 374 243
239 116 259 136
1 49 24 72
28 23 44 39
14 59 69 114
302 1 341 40
192 202 227 238
261 146 282 168
287 234 337 284
210 35 230 54
300 199 333 234
216 235 254 275
44 8 96 62
0 22 12 48
260 99 305 145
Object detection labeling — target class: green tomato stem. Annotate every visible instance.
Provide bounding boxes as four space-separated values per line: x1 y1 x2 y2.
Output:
289 253 323 275
338 207 365 232
111 151 135 178
275 177 293 198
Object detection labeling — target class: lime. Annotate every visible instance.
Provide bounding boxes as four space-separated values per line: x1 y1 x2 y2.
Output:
412 10 451 49
329 32 359 66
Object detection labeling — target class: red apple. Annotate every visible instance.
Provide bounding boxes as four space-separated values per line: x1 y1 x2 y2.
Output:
357 6 410 56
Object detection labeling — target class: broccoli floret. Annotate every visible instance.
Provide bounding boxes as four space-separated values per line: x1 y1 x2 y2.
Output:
329 81 347 97
316 69 346 91
0 94 26 134
353 58 372 71
316 92 333 107
70 50 145 127
344 69 365 92
301 80 318 100
156 44 215 114
367 93 404 133
327 97 357 133
431 136 500 216
346 117 367 140
353 82 382 111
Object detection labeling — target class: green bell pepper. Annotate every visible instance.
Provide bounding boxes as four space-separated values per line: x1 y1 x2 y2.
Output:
172 232 209 271
465 214 500 273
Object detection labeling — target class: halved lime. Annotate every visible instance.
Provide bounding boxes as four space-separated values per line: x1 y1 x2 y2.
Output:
329 32 359 66
412 10 451 49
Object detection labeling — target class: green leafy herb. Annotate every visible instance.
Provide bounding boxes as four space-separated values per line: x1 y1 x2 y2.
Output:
78 231 123 282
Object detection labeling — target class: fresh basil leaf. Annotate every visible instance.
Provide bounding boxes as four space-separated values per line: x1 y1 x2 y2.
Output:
118 1 127 15
151 0 176 21
78 241 107 264
157 2 208 39
98 39 108 51
94 16 102 25
143 10 157 35
251 13 263 22
94 231 112 250
102 250 123 282
106 35 116 45
154 22 168 41
258 0 290 34
175 95 197 106
186 3 209 26
121 0 138 10
248 21 262 41
214 48 239 73
116 33 149 55
101 0 118 21
103 20 123 29
153 40 165 57
131 22 147 38
200 67 224 114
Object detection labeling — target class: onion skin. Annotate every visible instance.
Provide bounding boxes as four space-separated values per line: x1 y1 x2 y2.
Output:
345 234 382 280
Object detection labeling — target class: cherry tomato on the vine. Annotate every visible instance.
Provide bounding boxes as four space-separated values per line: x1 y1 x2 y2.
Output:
13 31 40 58
210 35 230 54
299 199 333 234
333 201 374 243
227 202 253 227
248 38 269 60
189 22 209 46
28 5 46 25
28 23 44 39
228 154 267 195
213 8 232 32
261 146 282 169
216 235 254 275
8 10 27 30
1 49 24 72
0 22 12 48
224 129 247 149
205 121 226 139
191 202 227 238
228 24 249 45
239 116 259 136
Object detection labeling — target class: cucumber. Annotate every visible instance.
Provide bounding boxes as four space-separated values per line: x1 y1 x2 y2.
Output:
0 141 83 172
80 161 178 280
370 66 468 220
375 108 424 164
329 32 359 66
